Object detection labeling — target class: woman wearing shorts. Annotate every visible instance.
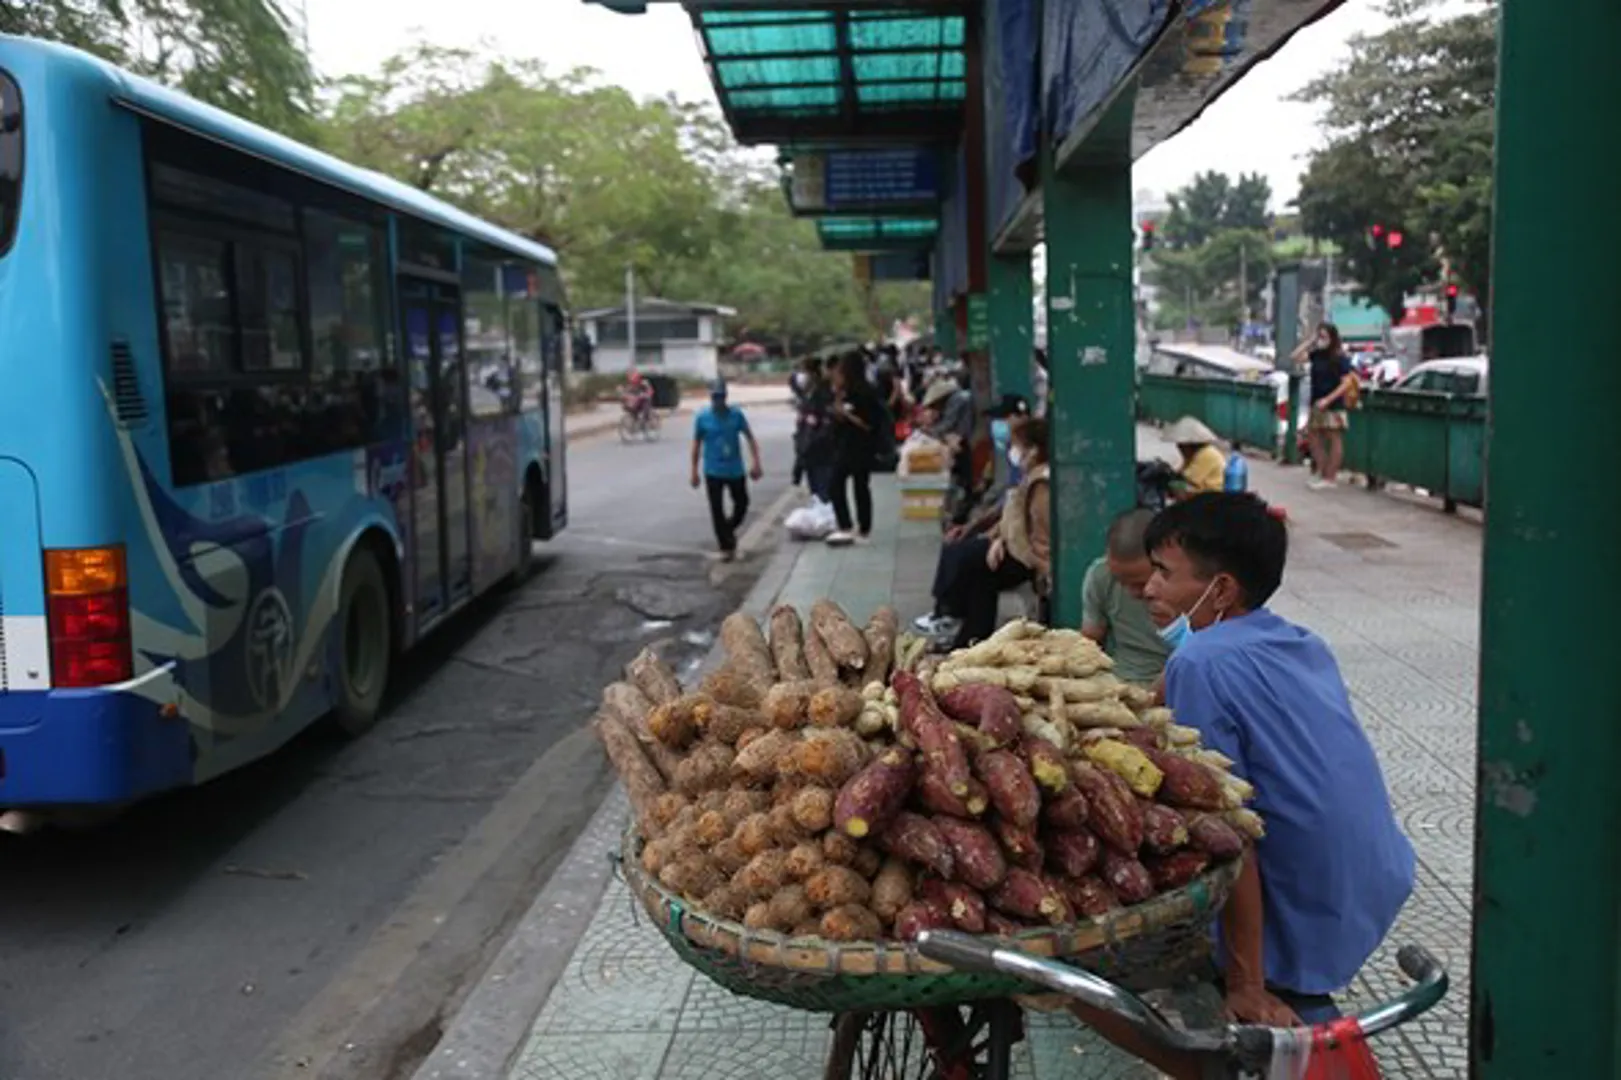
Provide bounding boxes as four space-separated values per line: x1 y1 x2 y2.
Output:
1294 322 1356 490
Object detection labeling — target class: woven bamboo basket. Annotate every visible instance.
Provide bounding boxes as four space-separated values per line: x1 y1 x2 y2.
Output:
621 828 1241 1014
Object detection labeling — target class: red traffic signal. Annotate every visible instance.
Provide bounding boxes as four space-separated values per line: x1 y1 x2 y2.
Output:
1370 223 1385 238
1387 230 1404 248
1445 283 1460 298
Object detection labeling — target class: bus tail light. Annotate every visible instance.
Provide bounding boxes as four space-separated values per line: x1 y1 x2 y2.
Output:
44 546 133 687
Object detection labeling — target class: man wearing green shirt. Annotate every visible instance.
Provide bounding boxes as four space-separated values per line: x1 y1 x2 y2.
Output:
1081 509 1172 688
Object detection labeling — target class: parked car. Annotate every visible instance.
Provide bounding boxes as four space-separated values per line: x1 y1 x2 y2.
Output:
1395 356 1488 397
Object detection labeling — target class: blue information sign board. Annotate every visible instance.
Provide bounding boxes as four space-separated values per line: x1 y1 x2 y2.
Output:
824 149 940 211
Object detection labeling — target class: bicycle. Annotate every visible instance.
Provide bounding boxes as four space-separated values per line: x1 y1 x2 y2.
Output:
618 401 661 442
818 930 1446 1080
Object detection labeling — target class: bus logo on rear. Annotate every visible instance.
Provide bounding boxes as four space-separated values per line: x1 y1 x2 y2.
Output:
245 588 295 712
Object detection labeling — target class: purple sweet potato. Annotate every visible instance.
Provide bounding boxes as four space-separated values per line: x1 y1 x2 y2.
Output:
917 878 988 933
1140 802 1190 855
894 673 972 796
1043 788 1090 831
1069 761 1143 854
1146 749 1228 811
876 811 955 878
991 816 1045 872
974 750 1041 829
833 748 916 839
1019 736 1070 794
933 816 1008 891
1187 814 1245 861
984 910 1026 936
1045 828 1102 879
1059 875 1120 918
989 868 1071 925
1145 849 1211 892
892 899 955 941
1101 851 1155 905
937 684 1022 747
918 768 989 818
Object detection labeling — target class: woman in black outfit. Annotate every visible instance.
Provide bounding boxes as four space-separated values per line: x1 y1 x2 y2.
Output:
827 351 882 544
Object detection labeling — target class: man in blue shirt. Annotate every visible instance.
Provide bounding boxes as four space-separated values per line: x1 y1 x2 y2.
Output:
1141 492 1414 1028
690 379 763 561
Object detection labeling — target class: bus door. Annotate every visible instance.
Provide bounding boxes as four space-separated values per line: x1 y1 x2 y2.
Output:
400 279 473 627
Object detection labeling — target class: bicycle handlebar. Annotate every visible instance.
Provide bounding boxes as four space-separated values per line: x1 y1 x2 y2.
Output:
915 931 1448 1064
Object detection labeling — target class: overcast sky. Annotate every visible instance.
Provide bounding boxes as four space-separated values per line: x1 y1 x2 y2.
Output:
302 0 1400 208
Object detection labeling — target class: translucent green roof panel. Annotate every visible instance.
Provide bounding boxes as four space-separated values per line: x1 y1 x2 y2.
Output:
689 5 968 145
816 215 940 251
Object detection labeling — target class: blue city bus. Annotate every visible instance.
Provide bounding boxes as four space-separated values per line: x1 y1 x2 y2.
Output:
0 37 569 813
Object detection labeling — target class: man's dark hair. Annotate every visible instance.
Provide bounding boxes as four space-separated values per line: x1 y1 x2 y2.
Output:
1144 493 1287 609
1105 508 1156 560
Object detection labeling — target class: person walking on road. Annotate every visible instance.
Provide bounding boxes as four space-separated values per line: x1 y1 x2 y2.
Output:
690 378 763 561
826 351 884 545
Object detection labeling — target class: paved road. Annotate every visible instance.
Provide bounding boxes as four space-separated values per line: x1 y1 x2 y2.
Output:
0 405 798 1080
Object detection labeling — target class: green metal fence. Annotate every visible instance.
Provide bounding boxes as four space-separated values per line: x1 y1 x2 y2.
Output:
1343 389 1486 511
1138 374 1278 451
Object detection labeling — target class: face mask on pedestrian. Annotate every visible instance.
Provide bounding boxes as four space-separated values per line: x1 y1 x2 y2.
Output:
1007 444 1025 470
991 418 1011 450
1157 577 1222 653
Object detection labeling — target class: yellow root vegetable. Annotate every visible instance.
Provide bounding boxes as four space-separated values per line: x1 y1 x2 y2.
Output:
1083 738 1165 798
1032 674 1126 704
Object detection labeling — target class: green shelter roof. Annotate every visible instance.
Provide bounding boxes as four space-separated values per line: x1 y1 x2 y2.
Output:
815 215 939 251
691 6 968 144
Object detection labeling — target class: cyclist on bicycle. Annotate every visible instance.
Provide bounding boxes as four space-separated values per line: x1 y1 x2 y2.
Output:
621 370 653 425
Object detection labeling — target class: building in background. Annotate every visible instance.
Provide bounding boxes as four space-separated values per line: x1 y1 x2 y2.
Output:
575 298 736 379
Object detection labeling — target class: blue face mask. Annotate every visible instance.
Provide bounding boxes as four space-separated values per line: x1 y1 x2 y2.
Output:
991 418 1011 449
1157 579 1220 653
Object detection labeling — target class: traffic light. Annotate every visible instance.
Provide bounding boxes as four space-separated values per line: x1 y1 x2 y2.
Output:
1141 221 1156 252
1367 223 1403 249
1445 282 1459 317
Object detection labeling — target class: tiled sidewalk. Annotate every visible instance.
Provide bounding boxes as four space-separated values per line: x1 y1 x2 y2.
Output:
509 434 1479 1079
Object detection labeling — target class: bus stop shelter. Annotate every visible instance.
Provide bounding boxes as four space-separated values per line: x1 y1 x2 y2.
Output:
588 1 1621 1075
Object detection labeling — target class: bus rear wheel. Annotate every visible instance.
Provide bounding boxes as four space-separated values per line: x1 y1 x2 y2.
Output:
334 546 392 736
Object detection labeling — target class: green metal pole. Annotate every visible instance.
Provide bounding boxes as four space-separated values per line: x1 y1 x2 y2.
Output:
987 252 1035 402
1042 150 1135 628
1472 2 1621 1075
1273 264 1303 465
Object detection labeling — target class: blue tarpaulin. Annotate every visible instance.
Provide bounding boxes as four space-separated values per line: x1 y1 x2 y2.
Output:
984 0 1038 238
933 144 970 304
1041 0 1171 148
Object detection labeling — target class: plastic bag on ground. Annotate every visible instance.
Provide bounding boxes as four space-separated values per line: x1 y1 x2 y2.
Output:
785 498 837 540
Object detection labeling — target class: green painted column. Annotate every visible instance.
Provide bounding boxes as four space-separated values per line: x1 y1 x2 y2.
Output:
988 252 1035 402
1042 152 1135 628
1472 2 1621 1075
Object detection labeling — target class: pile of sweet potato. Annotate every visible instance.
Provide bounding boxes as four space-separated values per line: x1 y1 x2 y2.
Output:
594 606 1262 946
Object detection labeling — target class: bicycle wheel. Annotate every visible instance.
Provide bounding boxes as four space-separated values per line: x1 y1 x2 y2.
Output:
824 1001 1020 1080
618 413 636 443
645 409 663 441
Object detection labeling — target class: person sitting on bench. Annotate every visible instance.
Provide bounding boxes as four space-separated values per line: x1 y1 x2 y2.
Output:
913 416 1050 649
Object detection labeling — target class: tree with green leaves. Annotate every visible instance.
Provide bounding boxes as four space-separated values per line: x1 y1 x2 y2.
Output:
318 43 906 357
1293 0 1496 321
1161 170 1273 249
1 0 315 135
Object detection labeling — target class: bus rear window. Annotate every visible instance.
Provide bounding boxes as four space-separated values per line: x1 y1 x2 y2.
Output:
0 70 20 256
